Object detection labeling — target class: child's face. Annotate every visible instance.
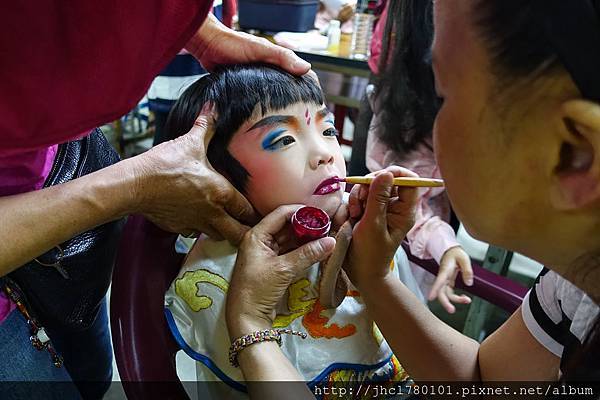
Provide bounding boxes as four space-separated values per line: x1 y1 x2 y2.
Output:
228 102 346 217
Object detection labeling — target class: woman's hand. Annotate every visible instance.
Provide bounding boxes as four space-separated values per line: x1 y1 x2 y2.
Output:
129 112 259 245
226 205 336 338
186 14 311 75
345 166 418 289
429 246 473 314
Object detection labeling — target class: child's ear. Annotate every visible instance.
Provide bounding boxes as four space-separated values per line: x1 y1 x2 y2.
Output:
550 99 600 210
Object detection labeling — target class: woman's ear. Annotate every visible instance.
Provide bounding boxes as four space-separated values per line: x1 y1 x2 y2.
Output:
550 99 600 210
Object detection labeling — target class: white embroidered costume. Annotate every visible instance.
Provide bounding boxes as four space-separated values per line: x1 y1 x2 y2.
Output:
165 236 424 399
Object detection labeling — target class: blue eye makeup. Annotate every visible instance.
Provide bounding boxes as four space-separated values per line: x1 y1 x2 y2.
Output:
261 128 296 151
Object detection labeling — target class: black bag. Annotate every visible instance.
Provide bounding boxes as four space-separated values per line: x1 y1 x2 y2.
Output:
8 128 126 333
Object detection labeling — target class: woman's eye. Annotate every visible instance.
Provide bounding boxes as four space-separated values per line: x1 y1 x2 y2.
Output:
323 128 339 137
266 135 296 151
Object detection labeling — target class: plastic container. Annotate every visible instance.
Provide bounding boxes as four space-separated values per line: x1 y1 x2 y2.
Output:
238 0 319 32
350 12 374 60
350 0 376 60
327 20 341 55
291 206 331 244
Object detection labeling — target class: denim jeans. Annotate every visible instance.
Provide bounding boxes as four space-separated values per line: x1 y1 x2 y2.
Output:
0 299 112 400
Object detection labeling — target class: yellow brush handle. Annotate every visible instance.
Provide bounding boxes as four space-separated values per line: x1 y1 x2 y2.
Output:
344 176 444 188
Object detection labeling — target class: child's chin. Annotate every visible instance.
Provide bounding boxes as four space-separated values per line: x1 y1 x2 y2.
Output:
308 193 343 217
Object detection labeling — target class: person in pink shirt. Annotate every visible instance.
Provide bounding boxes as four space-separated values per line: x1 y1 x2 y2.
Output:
365 0 474 313
0 3 310 399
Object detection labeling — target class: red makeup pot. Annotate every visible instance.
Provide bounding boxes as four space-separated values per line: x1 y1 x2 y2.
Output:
291 206 331 245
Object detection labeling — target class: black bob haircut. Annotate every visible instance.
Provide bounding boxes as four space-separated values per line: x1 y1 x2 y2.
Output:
164 64 325 194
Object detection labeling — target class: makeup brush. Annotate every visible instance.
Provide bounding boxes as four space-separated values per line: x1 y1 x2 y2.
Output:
341 176 444 188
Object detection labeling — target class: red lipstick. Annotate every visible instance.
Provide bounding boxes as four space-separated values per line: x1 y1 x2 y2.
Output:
291 206 331 244
313 176 341 195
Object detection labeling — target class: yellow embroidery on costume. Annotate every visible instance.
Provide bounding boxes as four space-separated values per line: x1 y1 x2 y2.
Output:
175 269 229 312
372 322 384 347
390 259 395 271
273 278 316 328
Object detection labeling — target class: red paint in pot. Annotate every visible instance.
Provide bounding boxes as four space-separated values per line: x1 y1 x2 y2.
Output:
291 206 331 244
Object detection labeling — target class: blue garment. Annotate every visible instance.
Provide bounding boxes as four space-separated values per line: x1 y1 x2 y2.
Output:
0 299 112 400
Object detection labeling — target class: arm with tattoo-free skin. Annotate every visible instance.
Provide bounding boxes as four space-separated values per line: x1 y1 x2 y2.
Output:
346 167 560 381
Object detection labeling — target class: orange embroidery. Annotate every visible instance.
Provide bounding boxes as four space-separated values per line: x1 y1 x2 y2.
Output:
302 299 356 339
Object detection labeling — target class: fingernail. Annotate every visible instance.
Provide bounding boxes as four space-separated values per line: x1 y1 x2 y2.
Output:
318 236 336 253
293 59 310 71
199 102 216 117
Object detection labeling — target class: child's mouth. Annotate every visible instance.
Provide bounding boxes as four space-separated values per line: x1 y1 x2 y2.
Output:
313 176 341 195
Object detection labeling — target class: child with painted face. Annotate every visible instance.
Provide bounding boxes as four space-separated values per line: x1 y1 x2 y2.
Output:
164 65 423 398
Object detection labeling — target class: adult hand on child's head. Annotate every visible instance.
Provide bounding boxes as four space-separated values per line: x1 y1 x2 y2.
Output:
186 14 311 75
130 111 259 245
226 205 336 338
430 246 473 314
346 166 418 289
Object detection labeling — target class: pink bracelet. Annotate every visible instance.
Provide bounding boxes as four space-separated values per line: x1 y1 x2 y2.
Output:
229 328 307 367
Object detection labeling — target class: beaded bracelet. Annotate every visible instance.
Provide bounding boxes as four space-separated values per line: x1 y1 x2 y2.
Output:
229 328 307 367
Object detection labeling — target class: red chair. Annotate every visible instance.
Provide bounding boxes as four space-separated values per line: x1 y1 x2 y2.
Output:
111 217 528 400
110 215 187 400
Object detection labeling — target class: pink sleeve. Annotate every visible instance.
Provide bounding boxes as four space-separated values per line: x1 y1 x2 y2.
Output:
0 292 16 325
407 213 460 264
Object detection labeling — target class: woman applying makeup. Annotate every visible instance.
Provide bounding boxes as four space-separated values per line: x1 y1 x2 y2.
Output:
225 0 600 397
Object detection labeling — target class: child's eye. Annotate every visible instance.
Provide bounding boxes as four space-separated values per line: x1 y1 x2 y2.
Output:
265 135 296 151
323 128 339 137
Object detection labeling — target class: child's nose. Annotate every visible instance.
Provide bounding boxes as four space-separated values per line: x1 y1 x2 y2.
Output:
309 142 335 169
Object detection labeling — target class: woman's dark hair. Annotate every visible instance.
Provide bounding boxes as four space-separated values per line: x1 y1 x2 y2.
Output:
474 0 600 103
473 0 600 381
375 0 439 157
164 64 324 193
